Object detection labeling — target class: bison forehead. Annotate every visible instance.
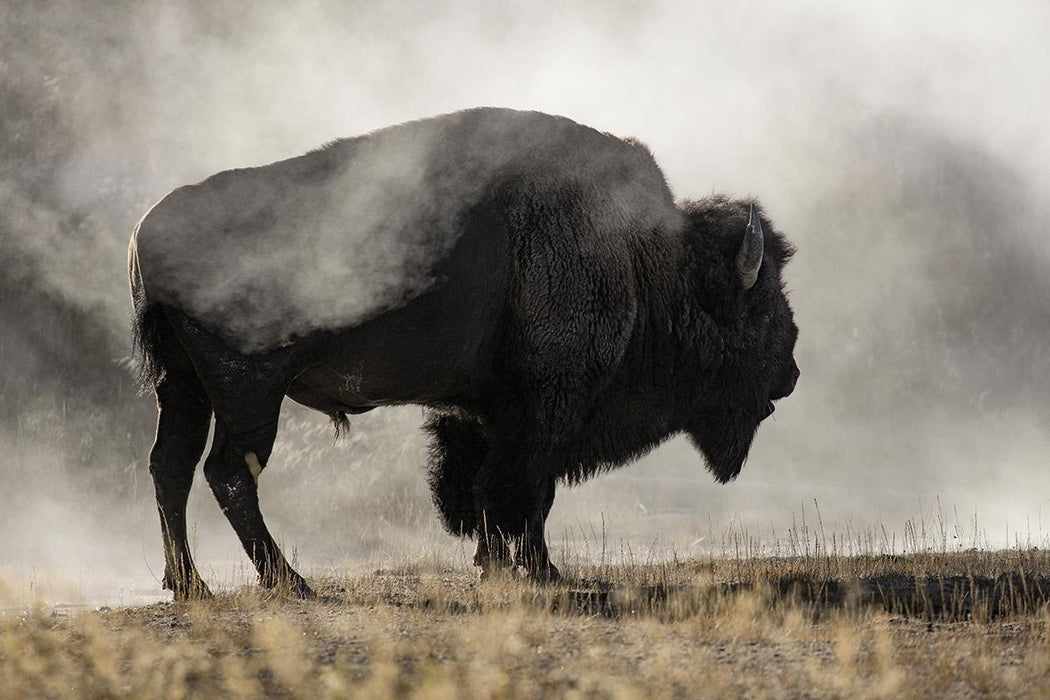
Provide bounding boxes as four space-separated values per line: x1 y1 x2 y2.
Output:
134 109 678 352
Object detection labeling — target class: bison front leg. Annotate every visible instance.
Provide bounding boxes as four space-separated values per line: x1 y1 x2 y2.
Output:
475 401 573 582
421 413 515 579
472 432 544 580
516 476 560 581
475 446 561 582
474 517 516 581
203 418 314 599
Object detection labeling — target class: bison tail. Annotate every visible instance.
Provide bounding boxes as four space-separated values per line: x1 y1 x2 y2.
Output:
130 297 169 394
129 230 167 393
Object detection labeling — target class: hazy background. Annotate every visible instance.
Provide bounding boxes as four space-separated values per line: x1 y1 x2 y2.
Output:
2 0 1048 603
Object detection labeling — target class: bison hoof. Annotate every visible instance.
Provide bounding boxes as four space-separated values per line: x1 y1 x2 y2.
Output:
477 558 515 582
291 579 317 600
262 573 317 599
478 564 508 583
526 562 562 584
165 578 214 601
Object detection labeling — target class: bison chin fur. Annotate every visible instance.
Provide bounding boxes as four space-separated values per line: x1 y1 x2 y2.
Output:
424 412 489 537
687 409 761 484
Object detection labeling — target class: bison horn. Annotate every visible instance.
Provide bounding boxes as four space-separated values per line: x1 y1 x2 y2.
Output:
736 203 764 290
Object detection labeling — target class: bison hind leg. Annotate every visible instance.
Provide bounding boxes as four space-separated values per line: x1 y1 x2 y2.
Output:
424 411 489 537
145 312 214 600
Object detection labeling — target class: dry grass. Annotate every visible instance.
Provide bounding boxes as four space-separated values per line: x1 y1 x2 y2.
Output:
4 549 1050 699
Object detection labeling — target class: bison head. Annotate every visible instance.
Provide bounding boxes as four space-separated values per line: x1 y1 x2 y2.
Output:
680 197 799 483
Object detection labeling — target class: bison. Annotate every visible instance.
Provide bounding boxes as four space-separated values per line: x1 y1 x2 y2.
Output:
129 108 799 599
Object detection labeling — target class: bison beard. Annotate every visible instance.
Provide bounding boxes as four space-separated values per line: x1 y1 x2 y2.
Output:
687 407 761 484
130 108 798 596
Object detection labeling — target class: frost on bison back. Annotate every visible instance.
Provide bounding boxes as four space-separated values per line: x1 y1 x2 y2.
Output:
129 107 799 599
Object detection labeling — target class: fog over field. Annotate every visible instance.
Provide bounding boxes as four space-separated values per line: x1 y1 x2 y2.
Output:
2 1 1048 603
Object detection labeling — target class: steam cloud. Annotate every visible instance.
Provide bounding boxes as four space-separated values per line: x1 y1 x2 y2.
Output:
134 109 673 351
2 0 1048 603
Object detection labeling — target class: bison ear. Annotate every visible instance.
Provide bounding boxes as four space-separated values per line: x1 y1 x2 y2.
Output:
736 203 764 290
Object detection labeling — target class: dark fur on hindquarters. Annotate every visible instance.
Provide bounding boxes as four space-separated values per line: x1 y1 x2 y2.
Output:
425 412 490 536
